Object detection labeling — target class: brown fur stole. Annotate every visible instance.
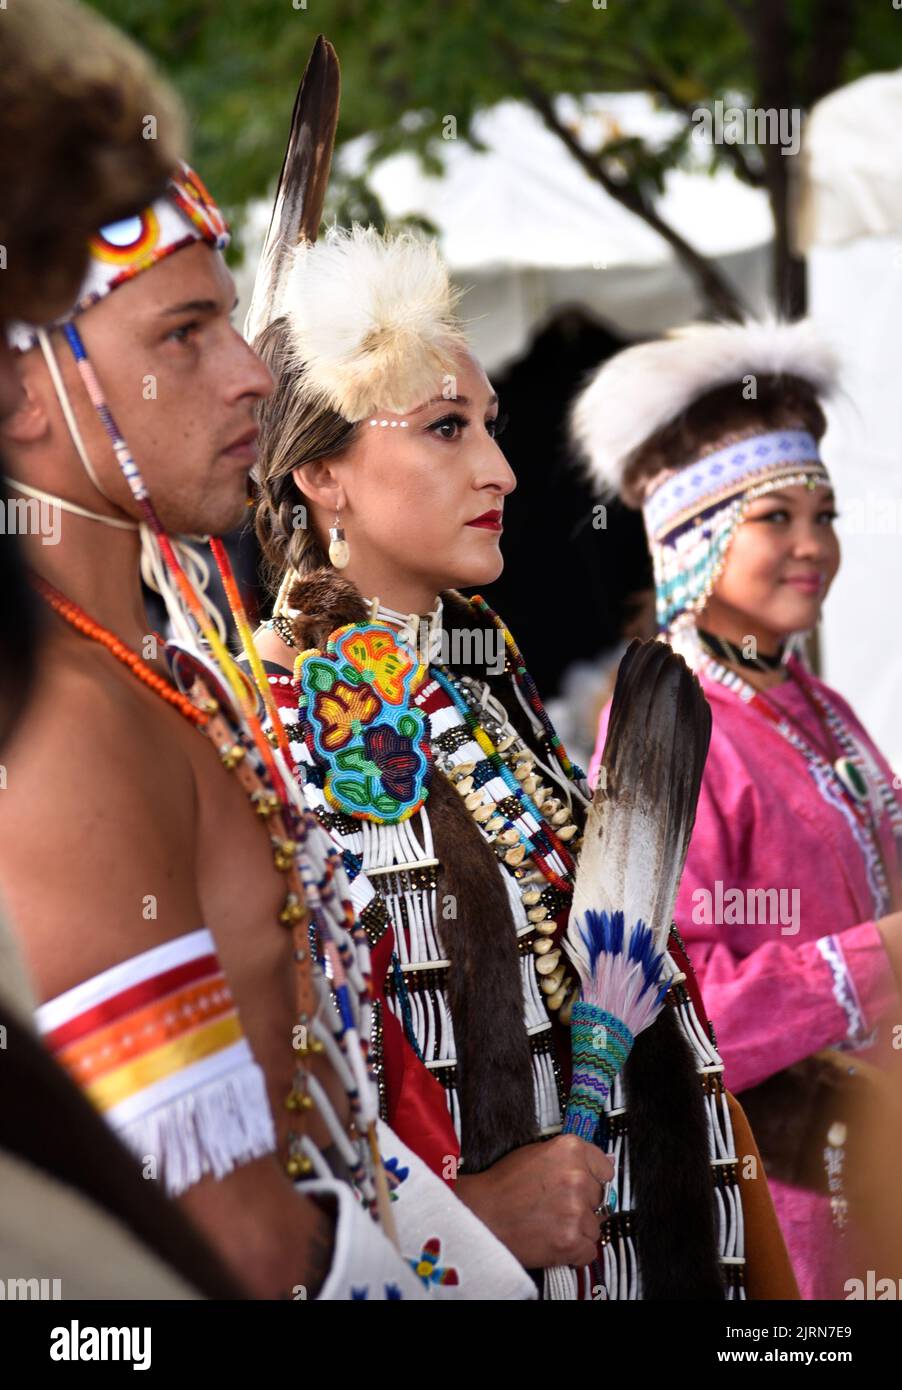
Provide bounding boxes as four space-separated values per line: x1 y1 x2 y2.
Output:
286 570 723 1294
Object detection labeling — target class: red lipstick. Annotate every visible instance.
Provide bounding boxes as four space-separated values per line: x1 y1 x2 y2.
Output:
466 509 503 531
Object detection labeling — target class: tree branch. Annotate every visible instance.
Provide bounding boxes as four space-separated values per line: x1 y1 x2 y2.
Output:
497 38 747 321
803 0 855 107
743 0 806 314
628 45 767 190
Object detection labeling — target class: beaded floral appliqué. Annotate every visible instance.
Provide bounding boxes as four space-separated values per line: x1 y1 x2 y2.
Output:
295 622 433 823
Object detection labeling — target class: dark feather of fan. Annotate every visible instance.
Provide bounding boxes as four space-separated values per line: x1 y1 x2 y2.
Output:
563 638 712 1142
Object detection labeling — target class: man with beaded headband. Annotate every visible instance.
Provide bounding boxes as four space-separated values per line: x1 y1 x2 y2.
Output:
247 58 798 1301
0 0 253 1302
0 39 536 1299
575 319 902 1298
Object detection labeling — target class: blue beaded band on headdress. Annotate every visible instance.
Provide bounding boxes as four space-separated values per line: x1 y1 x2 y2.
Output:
642 428 831 638
644 429 825 542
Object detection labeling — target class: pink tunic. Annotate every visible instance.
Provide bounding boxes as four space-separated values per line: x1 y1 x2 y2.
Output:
588 659 902 1300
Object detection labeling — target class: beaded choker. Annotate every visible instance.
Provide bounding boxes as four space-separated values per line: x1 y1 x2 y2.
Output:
697 628 785 672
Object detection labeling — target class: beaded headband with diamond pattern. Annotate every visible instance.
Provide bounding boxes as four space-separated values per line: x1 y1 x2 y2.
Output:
644 428 832 636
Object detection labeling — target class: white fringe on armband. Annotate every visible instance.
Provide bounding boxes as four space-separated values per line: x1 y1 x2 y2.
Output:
36 929 277 1196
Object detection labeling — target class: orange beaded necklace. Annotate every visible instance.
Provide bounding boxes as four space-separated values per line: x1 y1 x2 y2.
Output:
33 573 211 729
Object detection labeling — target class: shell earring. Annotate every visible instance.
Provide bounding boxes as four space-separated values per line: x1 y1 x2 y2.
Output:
328 507 350 569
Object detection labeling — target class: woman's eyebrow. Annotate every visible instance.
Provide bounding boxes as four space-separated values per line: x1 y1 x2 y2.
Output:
751 488 834 504
408 391 500 416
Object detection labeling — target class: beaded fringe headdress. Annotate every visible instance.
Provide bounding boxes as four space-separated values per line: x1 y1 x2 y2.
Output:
570 318 839 662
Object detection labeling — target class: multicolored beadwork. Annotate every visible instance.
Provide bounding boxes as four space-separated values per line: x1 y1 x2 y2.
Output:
295 622 433 823
469 594 587 786
565 1001 634 1142
429 663 578 896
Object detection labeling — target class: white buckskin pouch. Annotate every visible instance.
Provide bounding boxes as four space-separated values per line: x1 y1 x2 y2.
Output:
304 1178 429 1301
373 1119 537 1300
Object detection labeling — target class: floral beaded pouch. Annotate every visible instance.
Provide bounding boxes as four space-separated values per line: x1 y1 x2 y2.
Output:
294 622 433 823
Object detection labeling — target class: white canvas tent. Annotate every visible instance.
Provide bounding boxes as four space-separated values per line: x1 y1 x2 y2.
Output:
332 93 774 370
799 70 902 773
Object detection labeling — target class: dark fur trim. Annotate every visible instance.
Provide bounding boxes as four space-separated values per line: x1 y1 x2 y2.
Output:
624 1006 724 1299
428 772 537 1171
285 568 369 648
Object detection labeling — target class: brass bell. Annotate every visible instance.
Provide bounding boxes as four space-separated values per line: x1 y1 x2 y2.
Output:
221 744 246 771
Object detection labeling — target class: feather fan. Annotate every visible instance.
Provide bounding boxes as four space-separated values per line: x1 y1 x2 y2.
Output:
562 637 712 1142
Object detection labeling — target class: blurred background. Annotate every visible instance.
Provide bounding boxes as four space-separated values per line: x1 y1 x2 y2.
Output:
93 0 902 771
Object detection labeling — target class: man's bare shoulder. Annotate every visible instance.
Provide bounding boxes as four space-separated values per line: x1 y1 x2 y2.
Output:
5 638 195 805
0 638 201 1001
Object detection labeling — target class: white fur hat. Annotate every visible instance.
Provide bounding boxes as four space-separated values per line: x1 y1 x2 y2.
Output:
280 223 469 421
570 317 840 499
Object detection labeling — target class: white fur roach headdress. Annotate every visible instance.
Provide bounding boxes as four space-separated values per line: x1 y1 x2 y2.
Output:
279 224 469 421
570 317 840 500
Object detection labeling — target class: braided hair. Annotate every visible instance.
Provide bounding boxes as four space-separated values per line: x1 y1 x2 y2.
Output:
252 316 358 600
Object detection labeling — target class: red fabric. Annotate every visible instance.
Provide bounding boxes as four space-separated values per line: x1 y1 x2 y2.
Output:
43 954 220 1051
667 932 710 1027
370 927 461 1182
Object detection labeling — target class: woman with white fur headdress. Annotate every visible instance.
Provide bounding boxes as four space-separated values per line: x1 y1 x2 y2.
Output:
236 54 801 1301
574 319 902 1298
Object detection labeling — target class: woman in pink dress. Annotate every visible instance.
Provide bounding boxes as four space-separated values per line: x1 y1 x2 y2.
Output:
573 319 902 1299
